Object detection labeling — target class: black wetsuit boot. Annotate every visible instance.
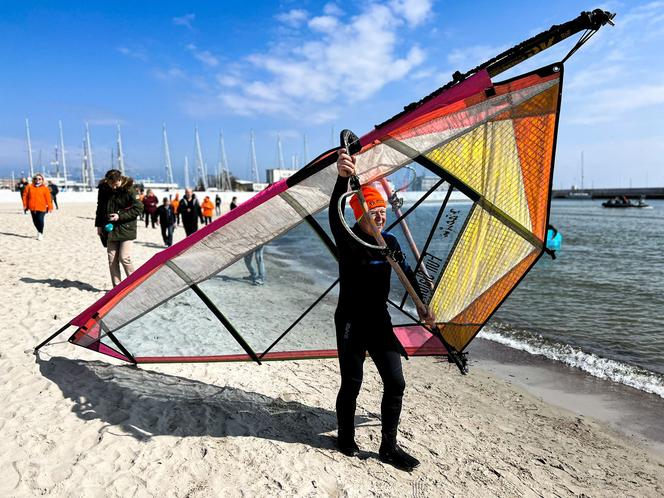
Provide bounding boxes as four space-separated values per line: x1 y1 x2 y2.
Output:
337 428 360 457
379 431 420 472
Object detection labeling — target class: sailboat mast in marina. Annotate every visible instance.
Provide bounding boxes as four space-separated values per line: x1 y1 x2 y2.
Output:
194 126 208 190
116 124 126 175
25 118 34 178
58 120 68 186
162 123 175 185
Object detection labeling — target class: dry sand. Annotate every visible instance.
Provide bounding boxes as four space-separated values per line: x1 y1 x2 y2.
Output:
1 200 663 497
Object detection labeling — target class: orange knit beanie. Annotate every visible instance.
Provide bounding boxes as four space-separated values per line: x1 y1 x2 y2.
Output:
349 186 386 220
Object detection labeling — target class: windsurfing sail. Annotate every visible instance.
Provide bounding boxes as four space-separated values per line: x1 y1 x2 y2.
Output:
36 10 615 373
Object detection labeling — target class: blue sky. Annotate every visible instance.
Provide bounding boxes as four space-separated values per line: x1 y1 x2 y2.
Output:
1 0 663 188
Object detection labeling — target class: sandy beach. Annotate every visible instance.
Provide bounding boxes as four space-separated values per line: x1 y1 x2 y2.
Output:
1 199 663 497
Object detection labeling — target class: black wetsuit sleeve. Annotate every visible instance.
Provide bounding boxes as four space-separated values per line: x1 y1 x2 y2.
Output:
329 175 353 252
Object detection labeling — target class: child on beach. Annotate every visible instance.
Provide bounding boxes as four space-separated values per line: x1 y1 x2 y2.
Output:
329 150 433 472
156 197 176 247
201 196 214 225
171 193 180 226
95 169 143 287
22 173 53 240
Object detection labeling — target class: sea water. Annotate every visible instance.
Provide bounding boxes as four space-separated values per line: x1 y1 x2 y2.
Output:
484 199 664 398
272 199 664 398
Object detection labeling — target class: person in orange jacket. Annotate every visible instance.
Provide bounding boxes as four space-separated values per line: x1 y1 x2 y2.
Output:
171 192 180 226
201 195 214 225
22 173 53 240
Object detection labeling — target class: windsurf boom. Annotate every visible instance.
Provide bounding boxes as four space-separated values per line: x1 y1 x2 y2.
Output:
36 10 615 373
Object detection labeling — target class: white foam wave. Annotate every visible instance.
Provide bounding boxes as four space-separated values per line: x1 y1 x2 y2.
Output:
478 328 664 399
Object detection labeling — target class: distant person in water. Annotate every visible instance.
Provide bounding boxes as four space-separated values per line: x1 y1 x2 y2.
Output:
201 196 214 225
142 189 159 228
230 196 238 210
244 245 265 285
47 181 59 210
95 169 143 287
156 197 176 247
215 194 222 216
178 188 203 236
22 173 53 240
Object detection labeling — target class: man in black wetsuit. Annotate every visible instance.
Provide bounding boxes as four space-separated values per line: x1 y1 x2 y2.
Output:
329 150 433 472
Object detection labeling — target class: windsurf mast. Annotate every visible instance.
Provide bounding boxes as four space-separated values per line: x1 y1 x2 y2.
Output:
377 9 615 129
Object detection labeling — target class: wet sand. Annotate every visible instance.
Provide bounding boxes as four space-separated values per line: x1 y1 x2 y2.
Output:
1 200 663 497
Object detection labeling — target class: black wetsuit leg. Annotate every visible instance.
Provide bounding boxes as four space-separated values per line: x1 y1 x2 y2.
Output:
335 316 365 437
368 348 405 438
335 315 406 438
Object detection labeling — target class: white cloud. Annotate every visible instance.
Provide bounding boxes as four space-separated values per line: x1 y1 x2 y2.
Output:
186 43 219 68
308 15 339 33
323 3 343 17
153 67 186 81
276 9 309 27
389 0 432 27
216 74 241 87
567 83 664 125
194 2 431 122
116 46 148 62
173 13 195 30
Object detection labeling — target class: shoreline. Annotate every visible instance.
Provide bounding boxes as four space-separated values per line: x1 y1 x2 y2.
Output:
1 201 663 496
468 338 664 455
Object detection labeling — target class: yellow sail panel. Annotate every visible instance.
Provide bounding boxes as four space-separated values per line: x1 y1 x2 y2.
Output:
438 249 539 351
430 206 535 323
425 120 532 232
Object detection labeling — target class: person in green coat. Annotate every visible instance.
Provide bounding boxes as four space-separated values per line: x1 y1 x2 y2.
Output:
95 169 144 287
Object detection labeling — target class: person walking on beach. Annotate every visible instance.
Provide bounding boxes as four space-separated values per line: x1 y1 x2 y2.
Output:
201 196 214 225
142 189 159 228
215 194 222 216
22 173 53 240
47 181 59 210
328 150 433 472
18 177 29 211
156 197 176 247
243 245 265 285
230 196 238 210
178 188 202 236
138 189 145 221
95 169 143 287
171 192 180 226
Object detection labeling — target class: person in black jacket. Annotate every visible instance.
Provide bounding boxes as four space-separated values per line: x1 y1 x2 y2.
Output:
329 151 433 472
48 181 59 209
156 197 177 247
178 188 203 236
95 169 143 287
215 194 222 216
